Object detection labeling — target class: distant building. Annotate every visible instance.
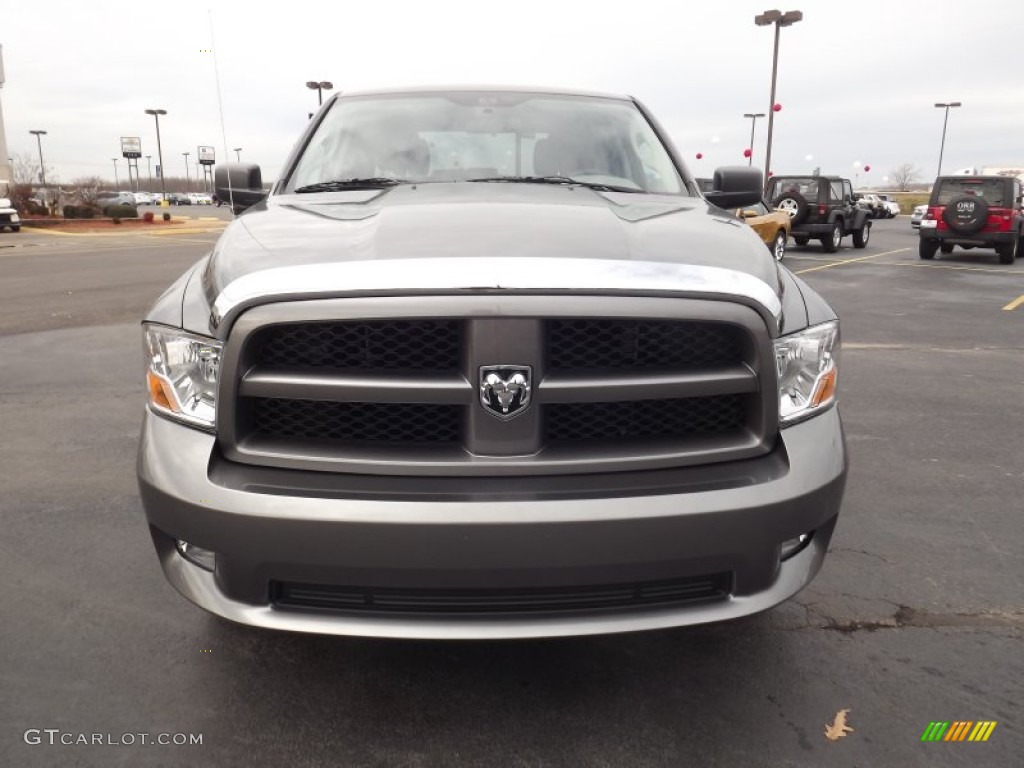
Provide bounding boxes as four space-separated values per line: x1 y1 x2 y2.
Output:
981 166 1024 183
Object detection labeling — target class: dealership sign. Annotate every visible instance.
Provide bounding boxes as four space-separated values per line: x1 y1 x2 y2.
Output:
121 137 142 159
198 146 216 165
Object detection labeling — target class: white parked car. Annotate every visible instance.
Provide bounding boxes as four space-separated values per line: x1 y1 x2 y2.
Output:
875 194 901 218
0 196 21 232
187 192 213 205
134 192 153 205
911 203 928 229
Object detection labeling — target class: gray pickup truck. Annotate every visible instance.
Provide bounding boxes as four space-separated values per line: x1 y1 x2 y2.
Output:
137 87 847 639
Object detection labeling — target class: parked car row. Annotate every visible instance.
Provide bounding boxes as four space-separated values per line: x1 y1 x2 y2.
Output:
855 192 901 219
136 191 214 206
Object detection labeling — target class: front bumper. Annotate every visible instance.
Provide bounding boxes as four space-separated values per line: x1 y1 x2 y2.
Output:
137 408 847 639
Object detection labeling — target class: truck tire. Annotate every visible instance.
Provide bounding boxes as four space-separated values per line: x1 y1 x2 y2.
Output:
772 193 809 226
794 236 809 246
852 221 870 248
998 238 1017 264
821 222 842 253
919 239 938 259
771 230 786 261
943 195 989 234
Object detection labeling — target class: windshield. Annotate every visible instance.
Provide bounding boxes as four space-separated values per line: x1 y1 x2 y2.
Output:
936 178 1008 206
769 178 819 199
286 91 685 194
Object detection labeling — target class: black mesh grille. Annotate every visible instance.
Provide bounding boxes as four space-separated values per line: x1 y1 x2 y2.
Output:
272 572 732 615
251 399 460 444
546 395 746 442
254 320 460 371
548 319 742 370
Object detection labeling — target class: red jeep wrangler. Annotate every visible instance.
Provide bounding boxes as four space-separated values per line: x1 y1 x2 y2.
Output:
919 175 1024 264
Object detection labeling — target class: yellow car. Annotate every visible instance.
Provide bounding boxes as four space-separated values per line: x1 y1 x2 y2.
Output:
735 199 791 261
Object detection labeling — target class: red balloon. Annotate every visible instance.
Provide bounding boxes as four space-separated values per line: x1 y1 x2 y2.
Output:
768 171 774 177
772 103 782 112
743 148 752 158
696 153 703 160
864 165 871 172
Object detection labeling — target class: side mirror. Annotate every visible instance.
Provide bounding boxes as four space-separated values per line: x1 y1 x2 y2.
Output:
740 209 758 219
0 198 10 208
214 163 267 213
703 166 763 210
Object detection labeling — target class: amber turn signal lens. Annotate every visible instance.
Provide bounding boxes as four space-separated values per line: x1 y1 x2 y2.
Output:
810 367 837 407
147 370 177 412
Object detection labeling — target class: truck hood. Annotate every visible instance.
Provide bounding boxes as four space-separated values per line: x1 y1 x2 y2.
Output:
203 183 782 332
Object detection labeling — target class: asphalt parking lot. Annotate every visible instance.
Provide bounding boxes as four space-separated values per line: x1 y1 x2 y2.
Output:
1 218 1021 766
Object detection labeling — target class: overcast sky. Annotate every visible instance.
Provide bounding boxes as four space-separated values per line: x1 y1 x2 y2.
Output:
3 0 1023 188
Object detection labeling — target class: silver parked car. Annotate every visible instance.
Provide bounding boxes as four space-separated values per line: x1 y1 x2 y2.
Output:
911 203 928 228
138 86 848 639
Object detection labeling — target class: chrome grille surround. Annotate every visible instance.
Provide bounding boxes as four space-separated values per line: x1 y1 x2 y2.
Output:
218 295 777 476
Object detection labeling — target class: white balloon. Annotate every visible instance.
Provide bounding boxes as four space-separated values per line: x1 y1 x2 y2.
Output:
711 136 721 144
805 154 813 162
852 161 862 169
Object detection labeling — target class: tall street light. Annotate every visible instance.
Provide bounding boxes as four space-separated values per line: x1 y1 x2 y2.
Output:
182 151 191 192
111 158 119 188
144 108 167 201
233 147 242 162
743 113 765 166
934 102 962 177
145 155 152 189
306 80 333 109
755 9 803 187
29 129 47 189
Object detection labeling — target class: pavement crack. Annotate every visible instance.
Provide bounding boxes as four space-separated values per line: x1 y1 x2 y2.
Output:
828 547 891 564
820 605 1024 633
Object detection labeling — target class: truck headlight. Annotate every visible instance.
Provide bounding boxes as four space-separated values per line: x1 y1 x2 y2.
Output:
774 321 839 426
144 325 222 429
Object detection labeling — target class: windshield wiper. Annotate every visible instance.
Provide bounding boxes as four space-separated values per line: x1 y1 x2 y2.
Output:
294 178 405 193
467 175 641 193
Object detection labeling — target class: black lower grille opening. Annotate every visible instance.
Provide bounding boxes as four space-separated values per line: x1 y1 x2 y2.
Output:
272 573 732 615
546 395 746 442
251 398 461 444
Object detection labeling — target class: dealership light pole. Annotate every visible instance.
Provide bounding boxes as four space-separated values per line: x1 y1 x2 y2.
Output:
306 80 333 116
111 158 119 188
182 151 191 192
144 108 167 201
145 155 152 189
29 129 47 190
755 9 803 187
233 147 242 162
934 101 961 177
743 113 765 166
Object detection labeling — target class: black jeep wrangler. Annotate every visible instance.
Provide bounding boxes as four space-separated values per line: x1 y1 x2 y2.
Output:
918 175 1024 264
767 175 872 253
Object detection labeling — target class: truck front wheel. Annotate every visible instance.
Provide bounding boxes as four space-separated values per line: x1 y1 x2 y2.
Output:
919 239 938 260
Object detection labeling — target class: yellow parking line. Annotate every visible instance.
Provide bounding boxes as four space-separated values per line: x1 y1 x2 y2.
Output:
878 261 1024 276
794 248 910 274
1003 294 1024 311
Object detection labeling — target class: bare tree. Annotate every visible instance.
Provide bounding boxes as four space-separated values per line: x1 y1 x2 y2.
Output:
890 163 922 191
71 176 106 206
